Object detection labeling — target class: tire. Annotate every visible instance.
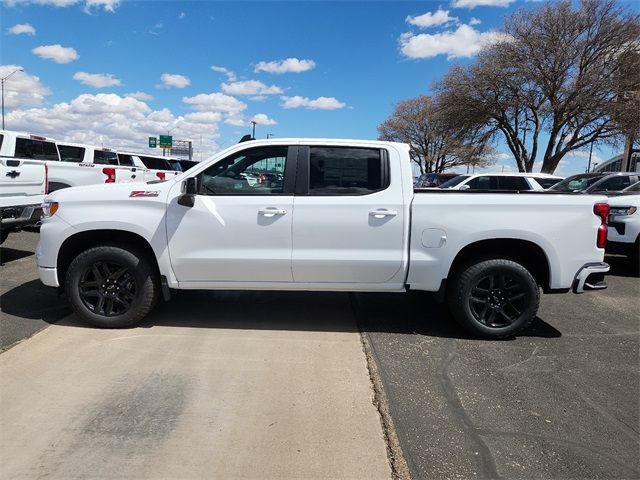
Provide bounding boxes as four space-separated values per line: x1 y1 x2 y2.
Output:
0 230 8 245
630 237 639 277
447 258 540 339
65 245 159 328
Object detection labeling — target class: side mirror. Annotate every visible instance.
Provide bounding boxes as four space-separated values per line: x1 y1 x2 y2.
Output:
178 177 198 207
459 184 471 190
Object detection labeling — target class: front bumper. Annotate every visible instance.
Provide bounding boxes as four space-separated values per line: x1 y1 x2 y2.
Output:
38 265 60 288
572 262 610 293
0 204 43 229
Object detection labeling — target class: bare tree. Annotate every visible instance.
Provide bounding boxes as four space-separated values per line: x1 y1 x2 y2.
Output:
436 0 640 173
377 95 494 174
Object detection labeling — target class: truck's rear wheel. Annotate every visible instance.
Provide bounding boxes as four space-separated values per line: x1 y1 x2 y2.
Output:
447 258 539 339
65 245 158 328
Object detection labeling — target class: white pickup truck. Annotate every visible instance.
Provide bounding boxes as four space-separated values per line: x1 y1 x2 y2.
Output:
0 130 137 190
1 157 47 244
36 139 611 338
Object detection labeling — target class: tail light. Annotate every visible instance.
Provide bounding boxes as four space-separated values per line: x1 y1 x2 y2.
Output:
593 202 609 249
103 167 116 183
44 163 49 194
156 172 166 181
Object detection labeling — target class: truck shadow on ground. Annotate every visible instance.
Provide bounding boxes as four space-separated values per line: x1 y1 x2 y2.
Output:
35 288 561 340
0 279 72 323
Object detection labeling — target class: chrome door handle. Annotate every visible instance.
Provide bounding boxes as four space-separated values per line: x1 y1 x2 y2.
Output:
369 209 397 218
258 208 287 217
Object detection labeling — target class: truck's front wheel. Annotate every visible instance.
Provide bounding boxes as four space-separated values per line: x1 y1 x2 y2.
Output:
65 245 159 328
447 258 539 339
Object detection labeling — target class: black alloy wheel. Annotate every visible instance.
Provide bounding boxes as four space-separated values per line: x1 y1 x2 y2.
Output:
78 261 137 317
468 271 528 328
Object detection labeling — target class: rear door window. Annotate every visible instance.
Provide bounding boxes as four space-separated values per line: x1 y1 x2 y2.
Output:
533 177 561 189
308 147 387 195
58 145 85 162
465 176 495 190
498 176 530 190
15 138 59 161
594 176 633 192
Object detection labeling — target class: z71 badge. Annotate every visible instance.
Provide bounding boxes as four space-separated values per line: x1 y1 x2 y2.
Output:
129 190 159 197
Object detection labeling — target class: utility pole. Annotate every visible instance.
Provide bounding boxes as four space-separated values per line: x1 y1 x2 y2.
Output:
1 68 23 130
251 121 257 139
586 141 594 172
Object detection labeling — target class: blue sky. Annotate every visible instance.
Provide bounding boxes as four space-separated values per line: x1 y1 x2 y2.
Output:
1 0 636 174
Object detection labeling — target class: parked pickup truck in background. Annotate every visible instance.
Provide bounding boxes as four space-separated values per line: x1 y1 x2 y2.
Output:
1 157 46 244
1 130 131 191
36 139 611 338
117 152 181 183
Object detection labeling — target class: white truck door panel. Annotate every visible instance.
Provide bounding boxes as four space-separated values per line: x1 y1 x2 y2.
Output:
292 146 405 283
166 144 295 283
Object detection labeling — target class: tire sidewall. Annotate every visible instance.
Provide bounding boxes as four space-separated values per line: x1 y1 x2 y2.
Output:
451 259 539 338
66 246 155 328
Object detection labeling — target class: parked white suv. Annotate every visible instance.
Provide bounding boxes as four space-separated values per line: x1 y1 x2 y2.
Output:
606 182 640 266
438 172 563 191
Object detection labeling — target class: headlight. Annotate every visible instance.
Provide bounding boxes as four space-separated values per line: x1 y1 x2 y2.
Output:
42 202 59 218
609 206 637 217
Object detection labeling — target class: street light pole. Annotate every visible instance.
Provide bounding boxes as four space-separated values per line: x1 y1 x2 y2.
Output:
1 68 23 130
251 121 257 139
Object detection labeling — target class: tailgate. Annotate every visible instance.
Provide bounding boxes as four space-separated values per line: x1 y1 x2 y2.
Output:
0 157 46 206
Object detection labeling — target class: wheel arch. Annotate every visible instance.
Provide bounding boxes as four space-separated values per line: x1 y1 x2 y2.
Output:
57 229 160 291
447 238 552 293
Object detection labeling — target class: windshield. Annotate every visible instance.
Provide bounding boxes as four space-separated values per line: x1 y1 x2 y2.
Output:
439 175 470 188
622 181 640 192
549 174 602 192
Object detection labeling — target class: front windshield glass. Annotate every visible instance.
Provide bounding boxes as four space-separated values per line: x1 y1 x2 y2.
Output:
549 174 602 192
439 175 470 188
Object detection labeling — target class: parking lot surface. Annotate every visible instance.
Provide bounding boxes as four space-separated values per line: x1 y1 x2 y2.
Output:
1 231 638 479
1 232 390 479
356 257 639 479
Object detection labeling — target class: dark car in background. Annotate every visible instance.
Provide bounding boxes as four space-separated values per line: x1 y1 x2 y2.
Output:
549 172 640 193
414 172 459 188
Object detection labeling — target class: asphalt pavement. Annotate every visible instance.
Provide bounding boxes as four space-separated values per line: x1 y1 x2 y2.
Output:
355 257 640 479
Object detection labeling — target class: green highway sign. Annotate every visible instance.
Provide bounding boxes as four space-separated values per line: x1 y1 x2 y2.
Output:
148 137 157 148
159 135 173 148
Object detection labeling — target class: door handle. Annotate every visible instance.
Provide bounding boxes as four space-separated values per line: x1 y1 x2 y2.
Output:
369 209 397 218
258 208 287 217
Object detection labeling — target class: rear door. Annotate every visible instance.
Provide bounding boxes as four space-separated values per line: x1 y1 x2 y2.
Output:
291 145 405 283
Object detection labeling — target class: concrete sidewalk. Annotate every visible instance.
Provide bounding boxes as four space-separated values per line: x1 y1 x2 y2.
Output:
0 291 391 479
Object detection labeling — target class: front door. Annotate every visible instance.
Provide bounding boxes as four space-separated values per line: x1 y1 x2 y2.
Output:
166 145 296 284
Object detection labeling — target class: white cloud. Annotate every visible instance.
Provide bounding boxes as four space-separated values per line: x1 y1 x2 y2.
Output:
3 0 119 11
255 58 316 74
84 0 118 12
400 24 511 60
5 92 221 158
8 23 36 35
281 95 346 110
160 73 191 88
251 113 277 126
211 66 237 82
125 91 153 101
73 72 121 88
451 0 514 8
178 11 186 19
0 65 51 109
406 9 458 28
183 92 247 118
469 17 481 25
221 80 282 96
32 44 79 64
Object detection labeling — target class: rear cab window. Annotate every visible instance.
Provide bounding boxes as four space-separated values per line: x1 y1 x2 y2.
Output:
138 156 172 170
15 137 59 161
93 150 119 165
117 154 135 167
58 145 85 162
307 147 388 195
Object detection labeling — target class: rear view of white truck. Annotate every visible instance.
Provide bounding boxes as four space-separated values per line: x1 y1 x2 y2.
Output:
0 157 47 244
